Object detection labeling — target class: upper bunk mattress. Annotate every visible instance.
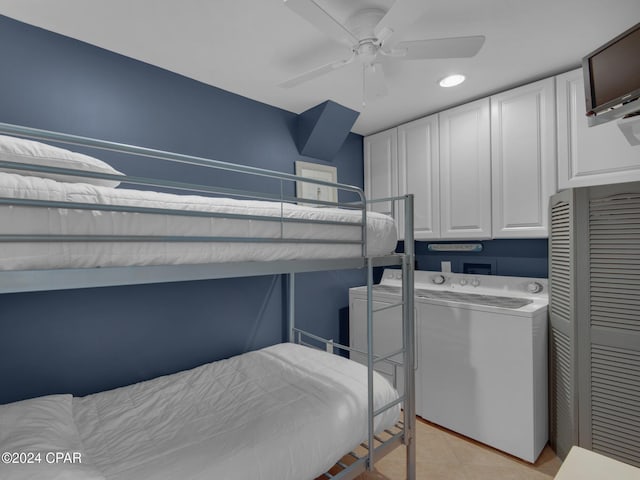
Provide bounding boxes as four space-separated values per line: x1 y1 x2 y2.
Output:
0 172 397 270
72 343 400 480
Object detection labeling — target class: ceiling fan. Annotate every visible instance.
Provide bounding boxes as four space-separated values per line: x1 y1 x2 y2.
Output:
280 0 485 103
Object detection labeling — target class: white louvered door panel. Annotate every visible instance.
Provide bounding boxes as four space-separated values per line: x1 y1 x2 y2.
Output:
549 190 579 459
585 188 640 467
590 345 640 466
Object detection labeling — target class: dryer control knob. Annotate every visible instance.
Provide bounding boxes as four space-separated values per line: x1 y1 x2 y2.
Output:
395 272 402 279
432 274 446 285
471 278 480 287
459 279 468 286
527 282 543 294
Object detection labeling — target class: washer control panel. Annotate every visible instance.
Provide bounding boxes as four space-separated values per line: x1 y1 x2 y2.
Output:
432 274 480 287
382 270 403 280
380 269 548 298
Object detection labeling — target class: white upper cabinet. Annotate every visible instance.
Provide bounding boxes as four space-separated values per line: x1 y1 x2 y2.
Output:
439 98 492 239
557 68 640 190
397 114 440 240
364 128 397 217
491 78 557 238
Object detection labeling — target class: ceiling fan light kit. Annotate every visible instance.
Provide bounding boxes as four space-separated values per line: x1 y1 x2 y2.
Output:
281 0 485 103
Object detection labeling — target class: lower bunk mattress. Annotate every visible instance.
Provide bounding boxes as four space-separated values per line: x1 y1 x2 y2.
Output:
70 343 400 480
0 172 397 270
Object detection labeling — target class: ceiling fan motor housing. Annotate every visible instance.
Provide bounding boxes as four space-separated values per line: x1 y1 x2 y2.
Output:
355 41 379 64
346 8 386 63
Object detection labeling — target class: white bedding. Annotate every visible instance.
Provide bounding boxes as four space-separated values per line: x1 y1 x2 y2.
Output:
0 172 397 270
72 343 400 480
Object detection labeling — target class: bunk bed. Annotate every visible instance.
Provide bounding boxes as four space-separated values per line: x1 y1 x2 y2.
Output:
0 122 416 480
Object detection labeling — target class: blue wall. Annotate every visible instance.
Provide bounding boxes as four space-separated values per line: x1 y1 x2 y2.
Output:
415 239 548 278
0 16 366 404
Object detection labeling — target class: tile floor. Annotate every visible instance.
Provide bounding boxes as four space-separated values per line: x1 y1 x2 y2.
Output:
356 418 562 480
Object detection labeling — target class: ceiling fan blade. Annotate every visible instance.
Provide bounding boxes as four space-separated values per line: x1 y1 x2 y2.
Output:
374 0 429 50
279 54 355 88
284 0 358 46
392 35 486 59
364 63 388 102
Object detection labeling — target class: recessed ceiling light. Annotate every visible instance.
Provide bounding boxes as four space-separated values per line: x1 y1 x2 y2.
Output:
439 74 466 88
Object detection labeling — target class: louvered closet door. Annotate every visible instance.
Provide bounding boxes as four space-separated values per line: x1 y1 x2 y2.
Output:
549 189 579 459
583 184 640 467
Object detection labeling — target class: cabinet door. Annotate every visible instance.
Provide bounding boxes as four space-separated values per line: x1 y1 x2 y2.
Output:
439 98 492 239
364 128 398 218
491 78 557 238
397 114 440 240
557 68 640 190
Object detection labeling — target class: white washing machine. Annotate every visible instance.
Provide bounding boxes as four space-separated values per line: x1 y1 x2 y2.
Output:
349 269 549 463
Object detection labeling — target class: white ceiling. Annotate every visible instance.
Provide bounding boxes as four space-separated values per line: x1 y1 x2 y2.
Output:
1 0 639 136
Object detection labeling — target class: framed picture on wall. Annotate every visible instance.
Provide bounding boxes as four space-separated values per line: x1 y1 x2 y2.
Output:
295 161 338 206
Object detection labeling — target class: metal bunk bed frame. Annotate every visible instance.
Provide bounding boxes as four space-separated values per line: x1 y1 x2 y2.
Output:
0 122 416 480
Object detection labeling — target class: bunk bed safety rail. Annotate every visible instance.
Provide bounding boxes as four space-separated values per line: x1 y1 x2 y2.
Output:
0 122 365 199
0 122 370 255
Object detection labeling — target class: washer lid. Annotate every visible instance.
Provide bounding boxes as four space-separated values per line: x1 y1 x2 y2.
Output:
415 289 533 309
372 284 402 295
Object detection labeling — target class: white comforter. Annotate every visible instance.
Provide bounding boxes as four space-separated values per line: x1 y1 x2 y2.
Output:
72 343 400 480
0 173 397 270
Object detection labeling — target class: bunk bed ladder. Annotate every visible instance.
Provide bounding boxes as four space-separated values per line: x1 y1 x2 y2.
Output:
364 194 416 478
364 194 415 479
290 194 416 480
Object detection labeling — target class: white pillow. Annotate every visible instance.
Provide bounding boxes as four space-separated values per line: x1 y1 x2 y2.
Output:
0 134 124 187
0 394 106 480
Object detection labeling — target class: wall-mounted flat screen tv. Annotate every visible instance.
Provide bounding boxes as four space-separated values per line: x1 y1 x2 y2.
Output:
583 22 640 120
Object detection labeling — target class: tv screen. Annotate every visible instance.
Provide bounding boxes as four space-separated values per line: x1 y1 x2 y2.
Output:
583 22 640 117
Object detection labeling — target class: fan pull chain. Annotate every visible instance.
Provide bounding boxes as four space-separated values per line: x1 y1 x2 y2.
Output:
362 64 367 107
